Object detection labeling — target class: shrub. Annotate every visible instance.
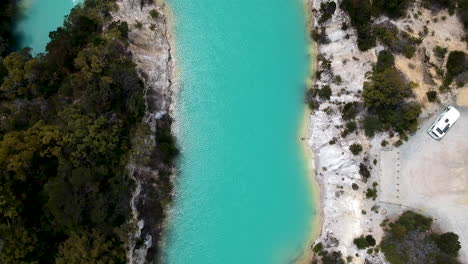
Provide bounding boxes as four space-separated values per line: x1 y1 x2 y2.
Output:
446 51 467 78
373 0 415 18
334 75 343 85
375 50 395 73
378 211 460 264
435 232 461 256
135 20 143 29
342 102 358 120
353 235 376 249
363 67 421 133
375 25 421 57
374 24 399 48
150 9 159 19
363 115 383 137
311 27 330 44
319 85 332 100
341 0 376 51
305 88 320 110
423 0 456 10
319 1 337 24
426 90 438 102
342 121 357 137
403 44 416 58
313 242 324 254
321 251 346 264
352 183 359 190
433 46 448 59
458 0 468 29
359 163 371 179
366 186 378 200
350 144 363 155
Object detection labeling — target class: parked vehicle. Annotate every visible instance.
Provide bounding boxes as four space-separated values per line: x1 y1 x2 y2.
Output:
427 106 460 140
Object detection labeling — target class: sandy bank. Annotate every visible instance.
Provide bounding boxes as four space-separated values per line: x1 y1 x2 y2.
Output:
303 0 467 263
295 1 325 263
112 0 176 263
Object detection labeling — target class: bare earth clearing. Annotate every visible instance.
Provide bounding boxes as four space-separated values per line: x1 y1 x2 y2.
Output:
380 106 468 261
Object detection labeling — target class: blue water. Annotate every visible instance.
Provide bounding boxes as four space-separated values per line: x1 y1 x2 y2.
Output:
164 0 316 263
16 0 77 54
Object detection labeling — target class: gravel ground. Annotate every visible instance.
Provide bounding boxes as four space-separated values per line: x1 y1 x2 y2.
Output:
380 106 468 262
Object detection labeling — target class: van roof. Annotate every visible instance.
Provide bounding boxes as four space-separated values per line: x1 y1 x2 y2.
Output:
433 106 460 136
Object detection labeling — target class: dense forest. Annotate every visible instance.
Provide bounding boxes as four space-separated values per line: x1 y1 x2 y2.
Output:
0 0 20 56
0 0 177 263
339 0 468 51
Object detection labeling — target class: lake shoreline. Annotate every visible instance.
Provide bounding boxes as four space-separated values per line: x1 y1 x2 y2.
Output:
112 0 177 263
297 0 323 263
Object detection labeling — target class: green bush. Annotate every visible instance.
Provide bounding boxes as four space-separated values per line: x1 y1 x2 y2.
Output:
342 121 358 137
402 44 416 58
311 27 330 44
375 50 395 73
433 46 448 59
318 1 337 24
305 88 320 110
446 51 467 78
366 185 378 200
341 0 376 51
426 91 438 102
319 85 332 100
423 0 456 10
380 212 461 264
342 102 358 120
359 163 371 179
150 9 159 19
363 115 383 137
435 232 461 256
373 0 415 18
350 143 363 155
458 0 468 29
353 235 376 249
363 65 421 134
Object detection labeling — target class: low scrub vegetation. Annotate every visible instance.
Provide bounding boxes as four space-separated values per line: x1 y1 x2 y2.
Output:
363 51 421 136
354 234 376 249
318 1 337 24
443 51 467 87
374 23 421 58
340 0 415 51
313 243 346 264
380 211 462 264
350 143 363 155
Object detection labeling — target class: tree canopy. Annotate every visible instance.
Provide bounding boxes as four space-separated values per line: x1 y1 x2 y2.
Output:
0 0 177 262
380 211 461 264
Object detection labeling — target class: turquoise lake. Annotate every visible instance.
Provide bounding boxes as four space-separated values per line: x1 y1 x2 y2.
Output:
16 0 77 54
164 0 316 263
17 0 316 263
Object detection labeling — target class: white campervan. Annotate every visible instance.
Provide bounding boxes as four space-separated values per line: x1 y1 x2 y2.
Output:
427 106 460 140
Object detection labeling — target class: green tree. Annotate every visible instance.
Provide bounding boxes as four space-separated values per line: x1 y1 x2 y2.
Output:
0 224 38 264
349 144 363 155
56 231 125 264
435 232 461 256
373 0 414 18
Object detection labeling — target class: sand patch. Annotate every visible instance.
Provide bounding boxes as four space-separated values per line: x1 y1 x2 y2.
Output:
457 88 468 106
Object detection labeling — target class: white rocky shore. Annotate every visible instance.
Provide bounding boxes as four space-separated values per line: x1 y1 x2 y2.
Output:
112 0 175 263
305 0 467 263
